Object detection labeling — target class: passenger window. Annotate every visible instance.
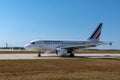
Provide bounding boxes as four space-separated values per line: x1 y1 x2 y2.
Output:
31 42 35 44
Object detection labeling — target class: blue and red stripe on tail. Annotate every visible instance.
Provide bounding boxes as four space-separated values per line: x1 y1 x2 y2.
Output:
88 23 102 40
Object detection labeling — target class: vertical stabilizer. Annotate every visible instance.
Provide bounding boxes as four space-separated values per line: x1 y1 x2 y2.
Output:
88 23 102 40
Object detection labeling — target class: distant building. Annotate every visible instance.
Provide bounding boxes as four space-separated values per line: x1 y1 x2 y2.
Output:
0 47 25 50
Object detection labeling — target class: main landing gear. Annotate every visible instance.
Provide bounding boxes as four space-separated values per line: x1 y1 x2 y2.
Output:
68 50 74 57
69 53 74 57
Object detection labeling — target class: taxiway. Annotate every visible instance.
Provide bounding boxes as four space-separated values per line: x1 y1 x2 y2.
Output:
0 53 120 60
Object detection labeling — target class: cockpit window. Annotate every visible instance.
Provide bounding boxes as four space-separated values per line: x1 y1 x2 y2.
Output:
31 42 35 44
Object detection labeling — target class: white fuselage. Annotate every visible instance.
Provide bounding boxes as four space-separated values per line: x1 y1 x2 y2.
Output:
25 40 100 51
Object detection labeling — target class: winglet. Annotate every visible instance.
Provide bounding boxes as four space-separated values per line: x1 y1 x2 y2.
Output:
88 23 103 41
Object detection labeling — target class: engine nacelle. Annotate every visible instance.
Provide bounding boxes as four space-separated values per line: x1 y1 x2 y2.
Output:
56 48 68 56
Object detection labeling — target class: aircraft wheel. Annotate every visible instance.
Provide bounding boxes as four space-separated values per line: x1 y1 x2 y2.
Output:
38 53 41 57
70 53 74 57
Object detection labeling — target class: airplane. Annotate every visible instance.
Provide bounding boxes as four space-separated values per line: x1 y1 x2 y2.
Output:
25 23 112 57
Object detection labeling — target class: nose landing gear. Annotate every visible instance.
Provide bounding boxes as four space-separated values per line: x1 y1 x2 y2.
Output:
38 53 41 57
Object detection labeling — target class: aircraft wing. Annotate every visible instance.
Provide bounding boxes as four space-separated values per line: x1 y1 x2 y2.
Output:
61 42 107 50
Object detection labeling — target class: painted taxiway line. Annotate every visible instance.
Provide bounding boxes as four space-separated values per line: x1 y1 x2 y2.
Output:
0 53 120 60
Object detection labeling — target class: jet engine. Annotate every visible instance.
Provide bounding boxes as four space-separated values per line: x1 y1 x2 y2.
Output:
56 48 68 56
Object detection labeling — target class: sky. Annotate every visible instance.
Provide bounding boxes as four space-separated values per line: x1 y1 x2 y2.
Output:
0 0 120 49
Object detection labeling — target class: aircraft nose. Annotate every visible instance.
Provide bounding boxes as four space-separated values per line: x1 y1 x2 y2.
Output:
24 44 32 50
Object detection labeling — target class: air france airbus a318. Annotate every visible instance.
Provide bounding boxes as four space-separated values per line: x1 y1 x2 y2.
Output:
25 23 112 57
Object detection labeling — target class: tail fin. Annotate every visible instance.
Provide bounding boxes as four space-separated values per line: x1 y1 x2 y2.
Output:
88 23 103 41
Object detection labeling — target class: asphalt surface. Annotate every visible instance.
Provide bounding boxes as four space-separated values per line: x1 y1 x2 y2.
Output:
0 53 120 60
